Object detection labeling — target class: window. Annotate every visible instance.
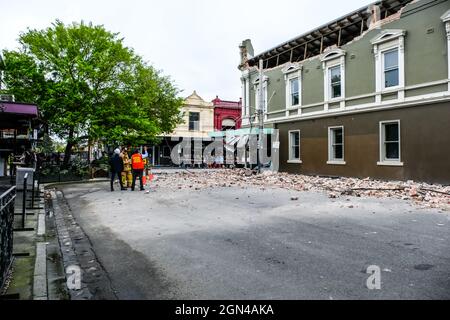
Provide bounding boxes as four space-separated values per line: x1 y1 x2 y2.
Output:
189 112 200 131
383 49 399 88
162 146 171 158
255 82 267 113
288 130 301 163
441 11 450 90
282 63 302 109
329 66 342 99
378 120 403 166
290 78 300 106
253 76 269 115
328 126 345 164
371 30 406 96
321 49 346 103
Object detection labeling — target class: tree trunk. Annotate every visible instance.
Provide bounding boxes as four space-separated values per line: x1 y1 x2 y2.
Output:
87 138 93 179
63 128 74 167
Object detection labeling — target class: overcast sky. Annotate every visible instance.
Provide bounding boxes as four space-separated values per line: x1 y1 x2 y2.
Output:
1 0 372 102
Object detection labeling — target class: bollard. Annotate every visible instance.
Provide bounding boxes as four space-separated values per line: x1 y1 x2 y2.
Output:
31 172 35 209
14 172 34 232
22 173 28 229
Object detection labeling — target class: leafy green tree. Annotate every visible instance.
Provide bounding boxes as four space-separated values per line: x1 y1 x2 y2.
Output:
1 20 183 165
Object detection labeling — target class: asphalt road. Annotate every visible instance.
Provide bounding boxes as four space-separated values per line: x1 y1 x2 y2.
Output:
59 177 450 300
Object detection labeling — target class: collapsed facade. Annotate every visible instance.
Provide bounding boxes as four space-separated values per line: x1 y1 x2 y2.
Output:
238 0 450 183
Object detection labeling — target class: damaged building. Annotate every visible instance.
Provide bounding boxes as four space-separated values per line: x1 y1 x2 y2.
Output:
238 0 450 184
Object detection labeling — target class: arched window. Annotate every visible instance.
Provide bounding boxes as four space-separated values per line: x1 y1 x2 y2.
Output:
221 118 236 131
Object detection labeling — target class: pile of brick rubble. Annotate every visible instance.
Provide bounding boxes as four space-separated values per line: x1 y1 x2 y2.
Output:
154 169 450 211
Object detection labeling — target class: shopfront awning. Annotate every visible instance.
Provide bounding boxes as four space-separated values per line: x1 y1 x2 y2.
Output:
0 102 38 116
208 128 274 138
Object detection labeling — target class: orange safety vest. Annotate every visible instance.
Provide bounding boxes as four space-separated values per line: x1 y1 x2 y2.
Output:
131 153 144 170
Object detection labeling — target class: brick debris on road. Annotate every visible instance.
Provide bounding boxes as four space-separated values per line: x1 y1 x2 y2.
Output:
148 169 450 211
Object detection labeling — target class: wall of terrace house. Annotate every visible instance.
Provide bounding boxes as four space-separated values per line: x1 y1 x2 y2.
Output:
301 59 325 106
392 0 448 87
244 0 449 116
275 101 450 184
265 68 286 113
247 68 286 114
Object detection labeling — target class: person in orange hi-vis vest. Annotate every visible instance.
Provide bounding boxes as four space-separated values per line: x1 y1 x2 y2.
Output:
130 149 145 191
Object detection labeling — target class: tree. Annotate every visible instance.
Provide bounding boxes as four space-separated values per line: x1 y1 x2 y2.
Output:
1 20 183 165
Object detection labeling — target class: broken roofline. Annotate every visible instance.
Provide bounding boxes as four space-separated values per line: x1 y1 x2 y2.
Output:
247 0 413 69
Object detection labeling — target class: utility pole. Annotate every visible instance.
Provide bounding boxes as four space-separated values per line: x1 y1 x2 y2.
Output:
257 59 264 173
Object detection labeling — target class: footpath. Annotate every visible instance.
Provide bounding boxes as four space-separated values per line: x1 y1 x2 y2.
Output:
2 182 68 300
2 178 114 300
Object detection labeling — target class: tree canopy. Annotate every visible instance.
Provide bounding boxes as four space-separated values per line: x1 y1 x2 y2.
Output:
1 20 183 164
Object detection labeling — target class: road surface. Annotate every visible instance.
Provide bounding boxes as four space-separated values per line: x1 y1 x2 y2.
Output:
57 175 450 299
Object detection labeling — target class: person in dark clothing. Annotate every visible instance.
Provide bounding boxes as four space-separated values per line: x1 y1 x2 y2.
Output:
130 149 145 191
110 148 126 191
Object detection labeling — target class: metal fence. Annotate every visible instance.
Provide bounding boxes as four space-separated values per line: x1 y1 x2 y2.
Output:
37 165 86 184
0 186 16 291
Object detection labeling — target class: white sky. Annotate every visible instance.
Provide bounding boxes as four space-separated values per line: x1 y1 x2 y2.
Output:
1 0 372 102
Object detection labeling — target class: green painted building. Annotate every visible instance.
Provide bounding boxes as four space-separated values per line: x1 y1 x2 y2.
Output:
238 0 450 183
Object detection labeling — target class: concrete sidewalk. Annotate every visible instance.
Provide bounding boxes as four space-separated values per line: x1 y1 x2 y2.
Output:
3 186 50 300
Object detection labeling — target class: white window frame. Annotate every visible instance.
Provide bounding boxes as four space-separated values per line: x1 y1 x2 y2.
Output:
371 30 406 100
378 120 403 166
327 126 346 165
380 46 401 90
321 49 346 108
253 76 268 114
382 48 400 89
288 130 302 163
441 10 450 92
328 64 343 100
282 63 302 110
289 77 300 107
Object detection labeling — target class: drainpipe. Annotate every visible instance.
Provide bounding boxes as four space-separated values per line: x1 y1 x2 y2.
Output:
257 59 264 173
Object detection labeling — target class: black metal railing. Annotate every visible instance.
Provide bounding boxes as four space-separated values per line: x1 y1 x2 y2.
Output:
38 164 88 184
0 186 16 292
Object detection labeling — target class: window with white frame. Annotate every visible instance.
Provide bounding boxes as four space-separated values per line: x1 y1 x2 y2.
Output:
321 49 346 102
254 78 268 113
329 65 342 99
283 64 302 108
371 30 406 95
441 10 450 91
288 130 300 162
379 120 402 165
290 77 300 106
383 48 399 88
328 126 345 164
